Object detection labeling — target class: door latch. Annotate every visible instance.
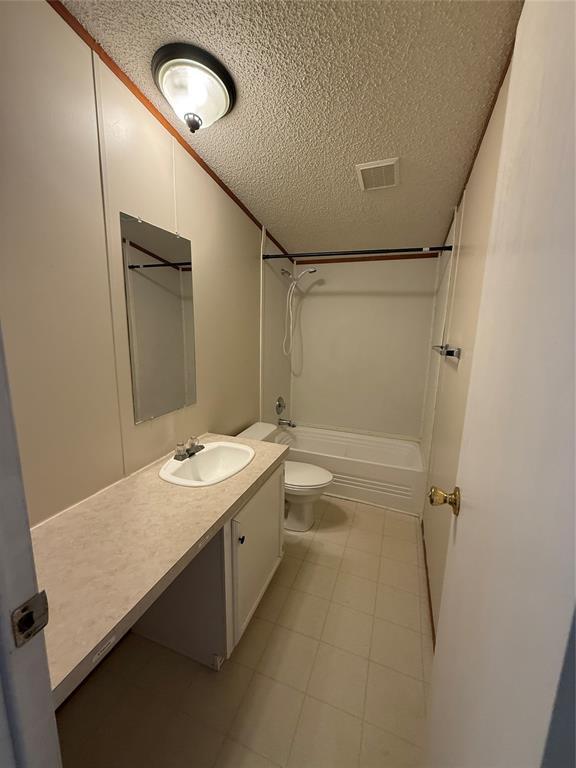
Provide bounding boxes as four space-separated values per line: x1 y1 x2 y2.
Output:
11 590 49 647
432 344 461 360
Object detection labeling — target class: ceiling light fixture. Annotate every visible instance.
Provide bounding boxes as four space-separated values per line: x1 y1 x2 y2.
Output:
152 43 236 133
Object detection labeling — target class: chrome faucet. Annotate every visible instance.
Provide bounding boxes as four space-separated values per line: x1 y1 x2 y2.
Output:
278 418 296 428
174 437 205 461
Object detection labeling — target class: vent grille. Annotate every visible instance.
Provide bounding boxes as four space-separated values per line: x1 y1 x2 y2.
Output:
356 158 399 191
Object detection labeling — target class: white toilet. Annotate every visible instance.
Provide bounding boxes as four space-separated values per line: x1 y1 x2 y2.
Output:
284 460 332 531
237 422 333 532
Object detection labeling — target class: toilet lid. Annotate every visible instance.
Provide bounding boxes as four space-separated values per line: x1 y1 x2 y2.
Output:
285 461 332 488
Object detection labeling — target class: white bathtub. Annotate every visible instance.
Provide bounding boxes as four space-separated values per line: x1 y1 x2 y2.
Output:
268 425 425 516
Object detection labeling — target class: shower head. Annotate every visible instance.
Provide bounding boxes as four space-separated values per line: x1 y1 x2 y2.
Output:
280 268 292 278
295 267 318 282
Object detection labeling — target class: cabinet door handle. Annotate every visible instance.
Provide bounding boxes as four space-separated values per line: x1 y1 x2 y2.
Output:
238 535 246 544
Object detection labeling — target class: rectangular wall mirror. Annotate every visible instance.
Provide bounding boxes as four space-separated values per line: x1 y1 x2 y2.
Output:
120 213 196 424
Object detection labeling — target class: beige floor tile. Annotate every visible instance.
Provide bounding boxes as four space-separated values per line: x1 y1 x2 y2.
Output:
57 671 135 767
418 568 428 595
416 536 426 568
360 722 423 767
283 530 315 559
257 626 318 691
424 683 432 712
86 684 187 768
384 511 418 542
131 639 199 703
365 662 427 747
352 503 387 534
97 631 156 683
272 555 303 588
232 617 275 669
381 536 419 565
255 583 291 622
332 573 377 615
421 632 434 683
319 496 356 527
370 619 423 680
314 518 351 547
180 660 254 733
305 538 344 569
287 697 362 768
379 558 420 595
157 710 225 767
341 547 380 582
375 584 421 631
229 673 304 767
420 598 433 637
346 528 383 556
57 660 131 736
293 561 338 599
321 603 373 658
278 590 331 639
307 643 368 717
215 738 279 768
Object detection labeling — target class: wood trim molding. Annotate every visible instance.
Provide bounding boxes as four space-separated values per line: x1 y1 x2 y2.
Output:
46 0 287 255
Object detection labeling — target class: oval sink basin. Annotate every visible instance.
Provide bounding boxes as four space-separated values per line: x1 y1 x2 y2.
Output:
159 441 255 487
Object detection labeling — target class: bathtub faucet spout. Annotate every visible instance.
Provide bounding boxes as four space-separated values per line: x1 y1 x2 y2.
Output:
278 418 296 428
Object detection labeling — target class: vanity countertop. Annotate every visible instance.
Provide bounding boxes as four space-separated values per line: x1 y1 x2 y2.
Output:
31 433 288 700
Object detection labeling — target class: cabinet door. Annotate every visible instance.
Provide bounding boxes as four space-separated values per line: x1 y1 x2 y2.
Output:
232 466 283 641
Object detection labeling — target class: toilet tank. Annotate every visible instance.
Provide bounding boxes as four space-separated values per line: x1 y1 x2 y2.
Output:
237 422 278 441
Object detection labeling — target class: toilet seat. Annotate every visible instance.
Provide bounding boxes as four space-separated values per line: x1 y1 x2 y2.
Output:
285 461 333 492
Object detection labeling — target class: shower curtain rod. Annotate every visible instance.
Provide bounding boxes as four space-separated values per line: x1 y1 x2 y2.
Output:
262 245 452 264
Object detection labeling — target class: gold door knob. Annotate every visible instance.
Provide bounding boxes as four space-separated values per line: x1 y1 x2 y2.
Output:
428 486 461 516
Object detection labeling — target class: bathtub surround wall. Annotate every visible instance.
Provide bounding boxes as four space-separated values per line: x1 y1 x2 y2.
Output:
290 259 437 439
419 221 456 467
0 2 265 525
260 237 292 423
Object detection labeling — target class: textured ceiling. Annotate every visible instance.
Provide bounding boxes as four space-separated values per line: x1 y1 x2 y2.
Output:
63 0 522 251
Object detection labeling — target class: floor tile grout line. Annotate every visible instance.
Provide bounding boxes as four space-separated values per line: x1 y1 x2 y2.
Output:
283 527 349 768
237 500 425 763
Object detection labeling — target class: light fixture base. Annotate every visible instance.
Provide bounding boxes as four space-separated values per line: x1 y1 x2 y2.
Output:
152 42 236 132
184 113 203 133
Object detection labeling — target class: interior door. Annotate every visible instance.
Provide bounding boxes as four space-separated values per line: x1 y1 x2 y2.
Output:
423 65 511 631
426 3 574 765
0 328 62 768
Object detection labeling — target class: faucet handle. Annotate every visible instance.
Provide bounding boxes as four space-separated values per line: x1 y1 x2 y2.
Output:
186 436 199 450
174 442 188 461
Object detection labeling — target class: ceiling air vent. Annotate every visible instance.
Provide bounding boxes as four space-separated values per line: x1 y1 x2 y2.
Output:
355 158 399 191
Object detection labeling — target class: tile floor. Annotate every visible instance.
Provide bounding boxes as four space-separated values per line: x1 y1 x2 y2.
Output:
57 496 433 768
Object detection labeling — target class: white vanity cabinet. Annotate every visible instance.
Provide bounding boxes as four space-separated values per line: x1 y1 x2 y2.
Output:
232 465 283 642
134 464 284 668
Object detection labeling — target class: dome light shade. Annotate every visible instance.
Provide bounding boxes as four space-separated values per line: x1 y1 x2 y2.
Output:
152 43 236 133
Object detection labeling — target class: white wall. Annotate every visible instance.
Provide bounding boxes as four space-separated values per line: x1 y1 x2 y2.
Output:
290 259 437 438
98 58 263 474
0 1 124 525
0 2 263 523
